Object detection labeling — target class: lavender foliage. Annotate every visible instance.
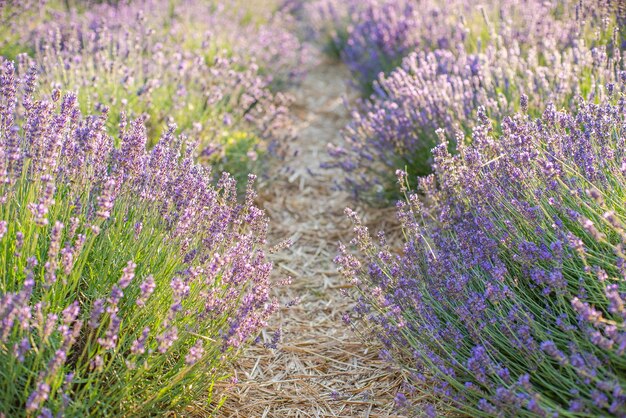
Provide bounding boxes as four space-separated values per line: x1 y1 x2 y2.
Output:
308 0 459 92
3 0 303 185
339 82 626 415
326 1 623 201
0 61 277 416
311 0 621 91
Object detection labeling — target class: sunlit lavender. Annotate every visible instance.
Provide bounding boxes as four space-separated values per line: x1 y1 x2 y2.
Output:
0 58 276 415
4 0 303 185
2 0 626 416
325 0 622 200
340 77 626 416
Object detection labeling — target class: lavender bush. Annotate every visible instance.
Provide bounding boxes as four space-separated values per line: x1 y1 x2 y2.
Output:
327 2 623 201
0 61 277 416
330 0 422 92
339 81 626 415
307 0 462 93
0 0 49 60
3 0 303 185
310 0 622 92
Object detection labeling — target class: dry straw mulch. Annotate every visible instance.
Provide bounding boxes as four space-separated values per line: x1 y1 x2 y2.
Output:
215 53 408 417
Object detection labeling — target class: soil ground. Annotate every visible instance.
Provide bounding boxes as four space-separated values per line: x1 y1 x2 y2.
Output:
218 50 407 417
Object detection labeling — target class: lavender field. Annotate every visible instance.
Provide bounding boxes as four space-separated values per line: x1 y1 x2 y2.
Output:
0 0 624 416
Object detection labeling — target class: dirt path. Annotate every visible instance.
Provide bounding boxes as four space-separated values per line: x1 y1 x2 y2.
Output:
218 51 406 417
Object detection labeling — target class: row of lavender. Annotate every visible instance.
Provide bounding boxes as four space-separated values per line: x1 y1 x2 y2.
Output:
313 0 623 201
341 87 626 417
310 0 626 416
2 0 305 185
0 1 303 415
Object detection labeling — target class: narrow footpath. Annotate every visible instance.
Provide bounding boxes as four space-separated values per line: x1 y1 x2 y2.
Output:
219 52 406 417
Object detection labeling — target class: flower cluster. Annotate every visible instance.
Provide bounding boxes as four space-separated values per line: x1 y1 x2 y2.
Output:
0 60 277 416
339 79 626 415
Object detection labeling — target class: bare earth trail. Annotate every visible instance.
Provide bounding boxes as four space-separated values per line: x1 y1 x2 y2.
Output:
219 52 406 417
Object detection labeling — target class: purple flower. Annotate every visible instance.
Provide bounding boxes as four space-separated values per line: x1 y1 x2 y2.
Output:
117 260 136 289
13 337 30 362
47 349 68 376
156 326 178 353
541 341 567 365
62 301 80 325
170 277 190 299
26 382 50 412
90 355 104 372
394 392 409 409
263 328 281 349
134 222 143 239
96 178 117 219
0 34 279 413
98 304 122 350
38 408 53 418
131 327 150 355
136 275 156 307
606 284 625 320
329 10 619 200
89 299 105 329
44 221 63 285
0 221 7 239
591 390 609 408
185 339 205 365
42 313 57 341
